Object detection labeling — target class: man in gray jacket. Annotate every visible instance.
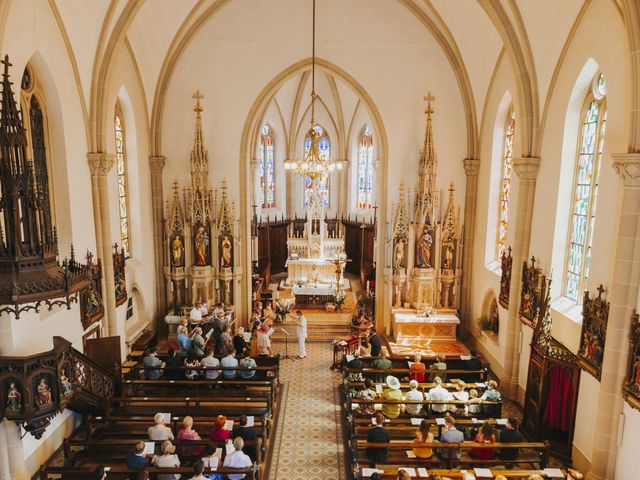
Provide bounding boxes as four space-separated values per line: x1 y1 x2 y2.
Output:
142 347 165 380
438 415 464 460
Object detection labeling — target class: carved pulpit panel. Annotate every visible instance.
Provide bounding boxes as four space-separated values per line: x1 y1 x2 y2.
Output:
113 243 127 307
577 284 609 381
519 256 546 328
80 252 105 330
499 246 512 308
623 311 640 410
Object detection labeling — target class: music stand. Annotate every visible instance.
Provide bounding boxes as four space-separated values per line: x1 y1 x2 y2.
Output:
280 328 294 360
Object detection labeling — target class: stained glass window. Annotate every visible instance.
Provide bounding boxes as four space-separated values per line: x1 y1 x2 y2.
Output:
565 74 607 302
497 109 515 260
357 126 374 209
114 112 130 258
304 125 330 207
259 124 276 208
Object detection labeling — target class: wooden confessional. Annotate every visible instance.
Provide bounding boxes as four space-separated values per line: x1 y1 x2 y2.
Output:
522 297 581 463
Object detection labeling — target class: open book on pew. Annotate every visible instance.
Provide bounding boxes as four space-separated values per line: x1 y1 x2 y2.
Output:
160 412 171 424
267 327 275 337
371 416 390 425
205 328 214 340
245 416 255 427
224 419 234 430
410 418 422 425
543 468 565 478
375 384 383 394
496 418 508 425
460 355 472 360
225 442 235 455
144 442 155 456
361 468 384 477
473 468 493 477
243 332 252 342
345 354 355 363
202 455 219 470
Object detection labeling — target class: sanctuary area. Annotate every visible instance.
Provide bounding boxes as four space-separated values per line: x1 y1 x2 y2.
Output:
0 1 639 480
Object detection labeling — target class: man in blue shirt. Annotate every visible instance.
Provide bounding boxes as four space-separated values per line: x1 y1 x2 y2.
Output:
126 441 155 479
438 415 464 460
221 348 239 379
239 353 257 380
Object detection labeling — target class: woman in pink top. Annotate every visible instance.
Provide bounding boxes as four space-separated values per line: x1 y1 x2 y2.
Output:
176 416 204 457
209 415 232 442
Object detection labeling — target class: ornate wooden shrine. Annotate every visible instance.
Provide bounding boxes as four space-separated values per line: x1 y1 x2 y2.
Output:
522 278 581 463
519 256 547 328
499 245 512 308
577 285 609 381
623 310 640 410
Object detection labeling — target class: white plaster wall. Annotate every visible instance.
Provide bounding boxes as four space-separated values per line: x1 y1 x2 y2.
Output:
160 0 468 250
616 403 640 479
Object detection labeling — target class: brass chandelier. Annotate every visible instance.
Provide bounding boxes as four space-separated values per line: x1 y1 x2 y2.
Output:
284 0 343 181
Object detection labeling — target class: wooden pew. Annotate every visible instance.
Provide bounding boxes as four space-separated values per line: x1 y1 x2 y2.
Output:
356 468 567 479
353 440 549 469
351 417 509 439
348 398 502 419
39 464 259 480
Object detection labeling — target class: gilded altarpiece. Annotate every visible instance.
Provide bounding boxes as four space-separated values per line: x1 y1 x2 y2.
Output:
499 246 512 309
577 285 609 381
623 311 640 410
163 91 240 311
389 94 462 316
519 256 547 328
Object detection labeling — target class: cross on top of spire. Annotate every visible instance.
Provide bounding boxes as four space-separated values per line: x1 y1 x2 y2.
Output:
192 89 203 114
423 91 435 116
1 55 12 79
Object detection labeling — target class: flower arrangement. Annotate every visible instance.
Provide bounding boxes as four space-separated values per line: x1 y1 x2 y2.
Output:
274 298 293 323
330 290 347 311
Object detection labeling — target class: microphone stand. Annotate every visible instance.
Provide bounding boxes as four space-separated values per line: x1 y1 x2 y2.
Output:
280 328 294 361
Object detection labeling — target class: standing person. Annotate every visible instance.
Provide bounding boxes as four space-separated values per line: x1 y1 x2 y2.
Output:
369 328 382 357
190 302 203 330
294 310 307 359
165 349 183 381
177 326 193 356
366 412 391 466
191 327 206 358
233 327 248 357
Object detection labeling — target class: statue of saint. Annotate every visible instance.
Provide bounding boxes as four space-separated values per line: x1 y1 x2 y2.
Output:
6 382 21 410
416 230 433 268
194 226 209 265
443 238 454 269
393 238 405 270
172 235 184 266
221 236 232 267
35 378 52 408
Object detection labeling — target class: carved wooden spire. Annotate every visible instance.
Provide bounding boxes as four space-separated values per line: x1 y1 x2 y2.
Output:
414 92 438 226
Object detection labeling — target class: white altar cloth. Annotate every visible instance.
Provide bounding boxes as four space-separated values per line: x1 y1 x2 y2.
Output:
292 284 335 296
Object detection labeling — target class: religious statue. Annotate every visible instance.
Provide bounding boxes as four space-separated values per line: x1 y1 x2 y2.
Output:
309 265 320 286
443 237 454 269
35 377 52 408
194 225 209 266
393 238 405 271
221 235 232 267
415 229 433 268
6 382 21 411
172 235 184 267
578 285 609 380
60 369 72 395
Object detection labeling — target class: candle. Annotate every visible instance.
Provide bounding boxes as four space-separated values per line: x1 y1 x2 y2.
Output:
366 280 370 292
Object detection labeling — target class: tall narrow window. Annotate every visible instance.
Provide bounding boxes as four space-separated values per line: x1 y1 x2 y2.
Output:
304 125 330 207
564 73 607 302
259 124 276 208
356 125 374 209
114 110 130 258
20 65 55 234
497 109 515 260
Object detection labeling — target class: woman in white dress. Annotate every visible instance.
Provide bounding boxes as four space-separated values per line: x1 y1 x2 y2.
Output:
155 440 181 480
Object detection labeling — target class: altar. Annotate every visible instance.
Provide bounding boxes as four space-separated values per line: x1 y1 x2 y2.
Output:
392 310 460 341
292 284 335 306
285 258 336 284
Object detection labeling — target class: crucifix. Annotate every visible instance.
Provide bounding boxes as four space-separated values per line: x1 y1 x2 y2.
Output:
193 89 204 113
423 91 435 115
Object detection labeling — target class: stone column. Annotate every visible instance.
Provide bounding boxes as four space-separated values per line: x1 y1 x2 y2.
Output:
3 419 28 480
286 168 295 216
88 153 118 337
0 421 11 480
149 156 166 318
587 153 640 480
460 158 480 339
338 161 348 216
503 157 540 399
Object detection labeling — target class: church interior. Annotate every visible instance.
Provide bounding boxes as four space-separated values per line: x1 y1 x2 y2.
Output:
0 1 639 479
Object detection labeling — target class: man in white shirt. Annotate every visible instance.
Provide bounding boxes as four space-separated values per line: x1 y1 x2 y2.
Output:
294 310 307 359
190 302 203 329
404 380 424 415
199 300 209 318
427 376 451 413
223 437 253 480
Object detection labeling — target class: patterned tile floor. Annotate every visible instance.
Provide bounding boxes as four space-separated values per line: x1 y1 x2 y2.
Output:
269 340 346 480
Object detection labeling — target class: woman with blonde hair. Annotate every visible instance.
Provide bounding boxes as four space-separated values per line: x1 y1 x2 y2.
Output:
177 416 203 456
155 440 181 480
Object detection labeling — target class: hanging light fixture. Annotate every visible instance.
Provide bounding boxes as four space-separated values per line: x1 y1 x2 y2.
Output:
284 0 343 180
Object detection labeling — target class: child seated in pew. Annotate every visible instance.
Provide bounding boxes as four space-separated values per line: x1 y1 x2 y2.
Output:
184 354 200 380
467 388 481 414
177 416 204 457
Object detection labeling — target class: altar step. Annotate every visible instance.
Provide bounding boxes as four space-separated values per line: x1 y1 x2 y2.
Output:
270 314 351 342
